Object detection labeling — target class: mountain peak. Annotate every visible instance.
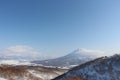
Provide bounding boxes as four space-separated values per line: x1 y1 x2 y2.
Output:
72 48 81 53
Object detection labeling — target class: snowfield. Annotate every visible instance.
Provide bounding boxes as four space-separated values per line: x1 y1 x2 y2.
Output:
0 60 32 65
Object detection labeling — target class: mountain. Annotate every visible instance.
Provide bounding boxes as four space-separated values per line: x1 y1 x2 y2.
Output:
32 49 100 68
0 65 67 80
53 54 120 80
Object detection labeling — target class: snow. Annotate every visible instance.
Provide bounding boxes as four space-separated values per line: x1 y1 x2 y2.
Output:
0 78 7 80
0 60 19 65
54 54 120 80
0 60 32 65
28 70 57 80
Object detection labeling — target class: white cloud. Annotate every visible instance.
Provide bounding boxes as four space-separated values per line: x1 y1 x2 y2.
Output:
80 48 104 54
6 45 33 53
75 48 105 56
0 45 42 60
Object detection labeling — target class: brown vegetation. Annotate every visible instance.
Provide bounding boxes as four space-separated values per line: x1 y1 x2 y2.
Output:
0 65 67 80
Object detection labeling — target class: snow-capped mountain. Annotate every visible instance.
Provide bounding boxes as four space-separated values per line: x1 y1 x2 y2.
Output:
53 54 120 80
32 49 101 68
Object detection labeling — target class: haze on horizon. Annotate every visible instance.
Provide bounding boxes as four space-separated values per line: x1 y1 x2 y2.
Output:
0 0 120 57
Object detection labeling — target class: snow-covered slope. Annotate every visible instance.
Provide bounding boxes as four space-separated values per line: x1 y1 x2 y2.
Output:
32 49 100 68
53 54 120 80
0 65 67 80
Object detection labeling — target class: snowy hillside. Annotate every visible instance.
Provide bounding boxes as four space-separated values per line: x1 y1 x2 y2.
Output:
0 65 67 80
53 54 120 80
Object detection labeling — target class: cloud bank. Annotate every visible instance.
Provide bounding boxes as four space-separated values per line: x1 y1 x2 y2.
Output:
74 48 105 57
80 48 105 55
0 45 42 60
6 45 33 53
0 46 106 60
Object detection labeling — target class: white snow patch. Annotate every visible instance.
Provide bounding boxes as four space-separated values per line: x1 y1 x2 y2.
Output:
0 78 7 80
28 70 56 80
0 60 32 65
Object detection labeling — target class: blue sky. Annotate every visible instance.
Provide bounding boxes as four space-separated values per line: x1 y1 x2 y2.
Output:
0 0 120 57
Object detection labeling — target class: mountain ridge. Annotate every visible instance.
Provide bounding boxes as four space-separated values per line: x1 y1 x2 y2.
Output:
53 54 120 80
